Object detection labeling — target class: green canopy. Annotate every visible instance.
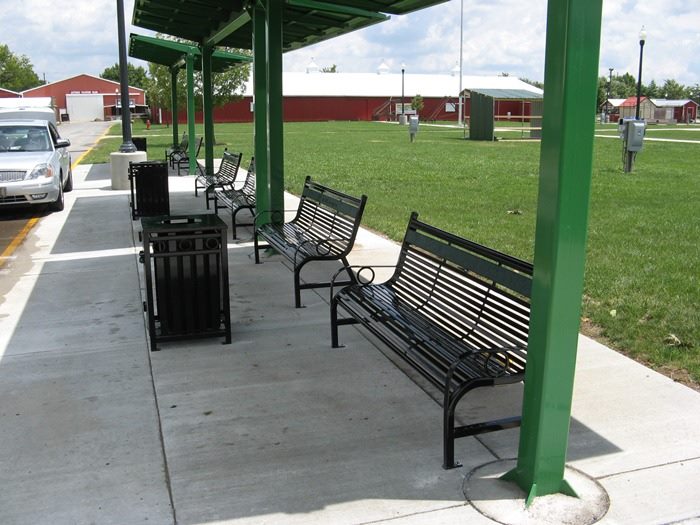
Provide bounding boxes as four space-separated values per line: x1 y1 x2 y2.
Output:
132 0 448 51
128 33 251 71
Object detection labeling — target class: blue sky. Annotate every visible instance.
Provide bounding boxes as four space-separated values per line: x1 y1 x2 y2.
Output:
2 0 699 88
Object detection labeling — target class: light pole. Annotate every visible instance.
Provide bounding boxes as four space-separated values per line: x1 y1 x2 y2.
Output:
606 67 613 123
457 0 464 126
401 62 406 124
116 0 135 152
635 27 646 120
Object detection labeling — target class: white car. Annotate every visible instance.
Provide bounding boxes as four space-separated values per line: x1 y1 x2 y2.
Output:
0 119 72 211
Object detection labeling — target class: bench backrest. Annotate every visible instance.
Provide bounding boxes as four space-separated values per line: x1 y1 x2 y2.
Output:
391 212 532 375
293 176 367 251
240 157 256 199
217 151 242 186
180 133 188 149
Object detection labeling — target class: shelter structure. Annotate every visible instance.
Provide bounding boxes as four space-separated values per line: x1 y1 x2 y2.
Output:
649 99 697 123
128 33 251 174
467 87 544 140
132 0 606 506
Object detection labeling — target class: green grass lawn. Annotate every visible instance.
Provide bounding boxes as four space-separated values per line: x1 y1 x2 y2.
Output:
87 120 700 387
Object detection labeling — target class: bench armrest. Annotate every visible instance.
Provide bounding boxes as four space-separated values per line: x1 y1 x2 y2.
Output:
444 345 524 395
254 209 298 227
330 264 398 301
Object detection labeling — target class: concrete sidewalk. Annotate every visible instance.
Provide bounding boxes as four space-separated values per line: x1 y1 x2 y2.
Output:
0 162 699 524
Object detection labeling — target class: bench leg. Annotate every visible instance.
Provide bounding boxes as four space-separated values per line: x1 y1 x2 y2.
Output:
331 299 340 347
294 265 303 308
253 231 261 264
443 407 461 469
194 179 199 197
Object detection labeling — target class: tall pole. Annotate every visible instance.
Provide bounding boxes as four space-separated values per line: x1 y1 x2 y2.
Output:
457 0 464 126
401 63 405 123
116 0 135 152
606 67 613 122
635 27 646 120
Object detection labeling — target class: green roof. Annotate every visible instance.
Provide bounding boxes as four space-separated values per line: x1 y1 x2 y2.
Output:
132 0 449 52
128 33 251 72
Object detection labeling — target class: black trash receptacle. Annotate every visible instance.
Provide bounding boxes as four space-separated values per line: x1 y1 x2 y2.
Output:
140 214 231 351
129 160 170 220
132 137 147 151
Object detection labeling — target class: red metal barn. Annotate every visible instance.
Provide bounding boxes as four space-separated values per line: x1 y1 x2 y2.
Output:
165 72 543 124
21 74 146 122
0 88 21 98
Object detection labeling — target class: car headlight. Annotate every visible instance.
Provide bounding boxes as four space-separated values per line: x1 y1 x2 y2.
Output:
27 163 54 180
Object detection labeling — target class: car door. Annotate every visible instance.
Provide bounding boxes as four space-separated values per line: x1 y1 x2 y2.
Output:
49 123 70 180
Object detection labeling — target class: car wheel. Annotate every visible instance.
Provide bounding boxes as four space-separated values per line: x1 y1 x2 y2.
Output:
64 167 73 192
50 184 64 212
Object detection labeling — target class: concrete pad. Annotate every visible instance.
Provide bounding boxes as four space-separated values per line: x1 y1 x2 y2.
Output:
0 346 172 525
599 457 700 524
465 459 609 525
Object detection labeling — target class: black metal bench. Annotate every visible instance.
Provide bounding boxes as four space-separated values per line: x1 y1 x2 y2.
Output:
173 136 203 176
165 132 187 168
254 176 367 308
213 157 255 239
330 212 532 469
194 151 242 209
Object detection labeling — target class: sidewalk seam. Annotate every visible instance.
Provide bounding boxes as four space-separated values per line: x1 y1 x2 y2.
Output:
596 455 700 481
130 212 178 525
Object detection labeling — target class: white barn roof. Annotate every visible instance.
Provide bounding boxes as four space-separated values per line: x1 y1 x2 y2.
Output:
243 72 542 98
650 99 696 108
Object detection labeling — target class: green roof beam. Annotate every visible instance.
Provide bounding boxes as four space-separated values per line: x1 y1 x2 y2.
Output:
286 0 388 20
204 10 252 48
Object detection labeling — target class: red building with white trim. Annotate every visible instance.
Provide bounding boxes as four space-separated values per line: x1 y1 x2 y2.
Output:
21 74 146 122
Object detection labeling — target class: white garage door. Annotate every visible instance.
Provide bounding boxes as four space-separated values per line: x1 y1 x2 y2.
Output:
66 94 105 122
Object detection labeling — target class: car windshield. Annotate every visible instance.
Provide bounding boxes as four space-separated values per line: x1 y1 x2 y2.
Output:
0 125 52 152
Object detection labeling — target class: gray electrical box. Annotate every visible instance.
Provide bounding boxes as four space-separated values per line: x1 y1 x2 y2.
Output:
626 120 645 152
409 116 419 142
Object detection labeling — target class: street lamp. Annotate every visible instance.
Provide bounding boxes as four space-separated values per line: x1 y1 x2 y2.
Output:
401 62 406 124
635 26 646 120
606 67 613 123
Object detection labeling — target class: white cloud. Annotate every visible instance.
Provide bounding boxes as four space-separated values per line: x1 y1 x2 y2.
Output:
1 0 698 87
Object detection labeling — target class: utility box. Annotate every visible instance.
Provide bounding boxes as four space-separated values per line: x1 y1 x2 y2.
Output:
626 120 645 152
140 214 231 351
409 116 419 142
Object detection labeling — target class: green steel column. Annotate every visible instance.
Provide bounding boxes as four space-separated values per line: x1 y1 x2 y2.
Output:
170 68 179 146
266 0 284 219
253 3 270 224
185 53 197 175
501 0 603 505
201 44 215 175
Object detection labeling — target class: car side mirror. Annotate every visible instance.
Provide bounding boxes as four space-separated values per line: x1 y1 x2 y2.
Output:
55 138 71 148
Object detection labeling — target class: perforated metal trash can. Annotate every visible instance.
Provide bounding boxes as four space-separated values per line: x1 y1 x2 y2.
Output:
140 214 231 351
129 160 169 220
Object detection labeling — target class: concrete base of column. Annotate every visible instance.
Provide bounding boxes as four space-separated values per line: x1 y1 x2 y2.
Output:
110 151 147 190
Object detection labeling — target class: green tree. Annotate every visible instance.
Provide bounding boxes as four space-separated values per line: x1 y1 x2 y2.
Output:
411 94 424 114
644 79 660 98
520 77 544 90
100 62 149 89
144 35 251 140
0 44 42 91
688 84 700 104
321 64 337 73
659 79 688 99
